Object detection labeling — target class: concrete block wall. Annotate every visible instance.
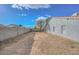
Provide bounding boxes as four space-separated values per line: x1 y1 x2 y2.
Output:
0 27 30 41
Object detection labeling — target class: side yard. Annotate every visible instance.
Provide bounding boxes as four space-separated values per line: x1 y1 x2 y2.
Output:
31 32 79 55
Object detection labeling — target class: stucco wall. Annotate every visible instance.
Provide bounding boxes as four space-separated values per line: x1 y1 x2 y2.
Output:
46 17 79 41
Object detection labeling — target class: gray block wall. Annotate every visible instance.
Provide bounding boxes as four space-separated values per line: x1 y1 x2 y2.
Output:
0 27 30 41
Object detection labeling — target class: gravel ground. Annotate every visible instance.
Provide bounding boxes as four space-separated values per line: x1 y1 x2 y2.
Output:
1 32 79 55
0 32 35 55
31 32 79 55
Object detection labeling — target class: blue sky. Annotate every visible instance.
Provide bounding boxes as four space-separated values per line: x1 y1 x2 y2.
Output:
0 4 79 27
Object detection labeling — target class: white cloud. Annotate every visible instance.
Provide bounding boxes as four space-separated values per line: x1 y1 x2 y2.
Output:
21 14 27 16
36 16 47 21
11 4 50 10
45 15 51 17
16 14 27 16
12 4 23 10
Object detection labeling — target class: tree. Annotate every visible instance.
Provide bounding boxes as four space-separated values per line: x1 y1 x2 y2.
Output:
19 24 23 27
36 19 46 31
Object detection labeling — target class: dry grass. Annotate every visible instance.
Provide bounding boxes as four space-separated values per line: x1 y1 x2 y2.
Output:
31 32 79 55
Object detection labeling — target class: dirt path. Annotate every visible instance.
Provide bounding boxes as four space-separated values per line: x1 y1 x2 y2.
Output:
1 32 79 55
31 32 79 55
0 32 35 55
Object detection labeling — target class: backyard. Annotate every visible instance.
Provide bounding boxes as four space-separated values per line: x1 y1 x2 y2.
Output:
0 32 79 54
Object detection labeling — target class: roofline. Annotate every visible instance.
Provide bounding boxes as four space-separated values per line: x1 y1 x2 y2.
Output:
43 16 79 31
50 16 79 18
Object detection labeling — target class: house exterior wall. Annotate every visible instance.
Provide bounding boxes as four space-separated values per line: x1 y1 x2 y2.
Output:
46 17 79 41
